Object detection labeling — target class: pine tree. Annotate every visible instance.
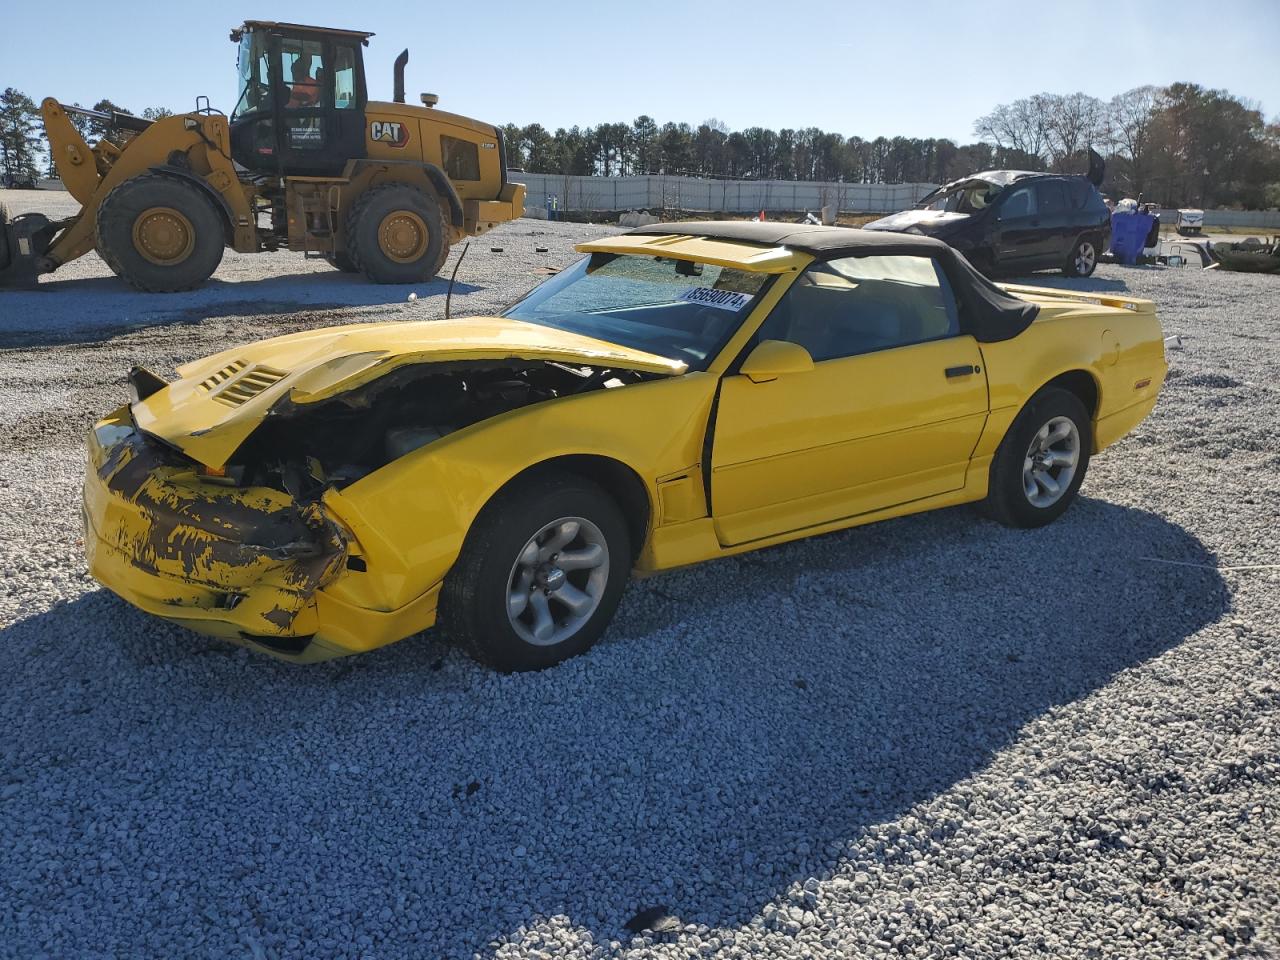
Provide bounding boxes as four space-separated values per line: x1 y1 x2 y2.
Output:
0 88 42 183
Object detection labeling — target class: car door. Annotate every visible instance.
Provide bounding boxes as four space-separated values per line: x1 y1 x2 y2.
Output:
710 254 990 546
992 183 1040 267
1035 179 1071 267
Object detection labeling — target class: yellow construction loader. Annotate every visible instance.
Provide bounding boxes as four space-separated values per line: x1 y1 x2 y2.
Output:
0 21 525 290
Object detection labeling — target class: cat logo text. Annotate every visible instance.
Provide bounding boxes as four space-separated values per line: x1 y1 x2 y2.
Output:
370 121 410 148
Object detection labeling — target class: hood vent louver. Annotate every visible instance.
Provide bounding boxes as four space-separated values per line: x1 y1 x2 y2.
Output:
201 362 288 407
199 360 247 392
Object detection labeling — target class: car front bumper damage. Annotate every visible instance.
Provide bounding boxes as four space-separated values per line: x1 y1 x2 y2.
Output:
83 409 355 660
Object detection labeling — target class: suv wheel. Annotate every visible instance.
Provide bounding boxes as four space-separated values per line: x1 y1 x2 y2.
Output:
1064 236 1099 277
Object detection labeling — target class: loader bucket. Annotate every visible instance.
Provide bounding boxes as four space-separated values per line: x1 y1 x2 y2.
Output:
0 207 60 288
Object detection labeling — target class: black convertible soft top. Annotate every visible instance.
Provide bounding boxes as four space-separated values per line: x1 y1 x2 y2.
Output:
628 221 1039 343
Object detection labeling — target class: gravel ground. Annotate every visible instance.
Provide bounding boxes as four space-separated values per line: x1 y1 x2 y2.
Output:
1 189 1278 959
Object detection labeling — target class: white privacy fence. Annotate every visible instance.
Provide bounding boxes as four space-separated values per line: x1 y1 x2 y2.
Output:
514 173 939 215
511 173 1280 227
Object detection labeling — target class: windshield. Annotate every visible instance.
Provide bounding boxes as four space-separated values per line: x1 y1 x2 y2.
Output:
919 182 1001 214
232 32 272 120
503 253 771 369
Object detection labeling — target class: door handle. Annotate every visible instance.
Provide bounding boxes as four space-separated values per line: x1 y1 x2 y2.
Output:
945 364 979 378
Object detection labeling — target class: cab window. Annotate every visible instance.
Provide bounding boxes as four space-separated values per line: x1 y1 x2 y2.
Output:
232 32 271 119
280 38 326 111
754 255 960 362
333 46 357 109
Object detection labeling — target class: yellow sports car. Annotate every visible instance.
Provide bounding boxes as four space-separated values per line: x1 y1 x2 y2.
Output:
83 222 1167 670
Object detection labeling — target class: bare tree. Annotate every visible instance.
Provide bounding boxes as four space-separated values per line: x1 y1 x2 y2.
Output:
1107 85 1159 196
1044 92 1107 171
973 94 1054 164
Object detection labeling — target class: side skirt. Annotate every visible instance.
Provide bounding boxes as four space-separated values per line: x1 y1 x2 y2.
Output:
641 454 994 573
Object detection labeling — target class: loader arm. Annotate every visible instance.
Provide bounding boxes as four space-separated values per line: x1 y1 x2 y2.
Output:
43 100 100 207
36 101 258 272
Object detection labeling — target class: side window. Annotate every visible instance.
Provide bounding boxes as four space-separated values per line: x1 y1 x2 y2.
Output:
333 46 357 109
756 255 960 363
441 135 481 181
999 186 1034 219
281 38 326 111
1068 179 1090 210
1039 181 1068 214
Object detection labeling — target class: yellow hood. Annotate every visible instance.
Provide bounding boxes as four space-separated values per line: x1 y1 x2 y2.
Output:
131 317 686 468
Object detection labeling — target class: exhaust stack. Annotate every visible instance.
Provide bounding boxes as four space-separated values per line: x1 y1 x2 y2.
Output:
393 49 408 104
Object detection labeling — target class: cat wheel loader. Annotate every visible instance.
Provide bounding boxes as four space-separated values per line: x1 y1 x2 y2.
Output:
0 21 526 291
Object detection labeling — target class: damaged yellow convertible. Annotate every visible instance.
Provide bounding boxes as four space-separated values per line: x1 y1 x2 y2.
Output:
84 222 1166 670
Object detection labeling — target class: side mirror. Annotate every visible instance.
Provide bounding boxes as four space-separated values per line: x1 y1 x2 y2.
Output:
739 339 814 383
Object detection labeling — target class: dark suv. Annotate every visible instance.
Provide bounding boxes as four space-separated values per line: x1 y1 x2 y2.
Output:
865 168 1111 277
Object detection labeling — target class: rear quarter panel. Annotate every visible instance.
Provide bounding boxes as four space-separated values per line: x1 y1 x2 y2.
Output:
978 301 1165 457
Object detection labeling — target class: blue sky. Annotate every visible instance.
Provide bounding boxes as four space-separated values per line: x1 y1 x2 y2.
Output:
3 0 1277 141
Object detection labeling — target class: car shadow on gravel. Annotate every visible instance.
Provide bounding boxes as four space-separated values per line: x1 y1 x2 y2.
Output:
0 498 1229 957
0 273 483 348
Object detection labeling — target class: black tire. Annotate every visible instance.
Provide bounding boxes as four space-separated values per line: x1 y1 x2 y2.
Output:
980 387 1092 528
346 183 448 284
1064 234 1100 277
325 250 359 272
440 472 631 672
95 174 225 292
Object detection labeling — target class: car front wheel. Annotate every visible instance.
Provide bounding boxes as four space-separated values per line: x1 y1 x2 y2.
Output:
1064 236 1099 277
440 472 631 671
980 387 1092 528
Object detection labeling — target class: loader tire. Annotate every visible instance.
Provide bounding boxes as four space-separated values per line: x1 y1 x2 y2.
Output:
346 183 448 284
325 251 359 273
96 175 225 292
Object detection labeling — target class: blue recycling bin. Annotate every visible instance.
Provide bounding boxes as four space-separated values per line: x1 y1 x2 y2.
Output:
1110 211 1156 265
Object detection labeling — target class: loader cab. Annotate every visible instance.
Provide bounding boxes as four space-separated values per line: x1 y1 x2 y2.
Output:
229 21 370 177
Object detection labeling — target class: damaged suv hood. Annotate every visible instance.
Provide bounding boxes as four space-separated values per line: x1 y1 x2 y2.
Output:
863 209 971 233
132 317 687 468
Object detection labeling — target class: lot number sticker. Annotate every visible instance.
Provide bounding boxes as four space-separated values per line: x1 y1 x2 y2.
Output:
680 287 752 312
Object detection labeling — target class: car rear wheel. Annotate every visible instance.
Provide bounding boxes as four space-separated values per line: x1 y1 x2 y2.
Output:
980 386 1091 528
440 472 631 671
1064 236 1099 277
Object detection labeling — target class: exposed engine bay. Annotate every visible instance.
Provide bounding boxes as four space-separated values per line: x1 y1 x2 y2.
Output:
228 360 648 498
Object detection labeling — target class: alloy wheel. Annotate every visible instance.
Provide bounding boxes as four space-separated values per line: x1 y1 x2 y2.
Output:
506 517 610 646
1075 241 1096 275
1022 416 1081 508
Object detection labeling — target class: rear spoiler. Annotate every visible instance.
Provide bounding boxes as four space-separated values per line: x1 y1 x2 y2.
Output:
999 283 1156 315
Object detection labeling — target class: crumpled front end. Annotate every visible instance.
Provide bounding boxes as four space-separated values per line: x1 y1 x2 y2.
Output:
83 407 349 660
862 209 971 234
